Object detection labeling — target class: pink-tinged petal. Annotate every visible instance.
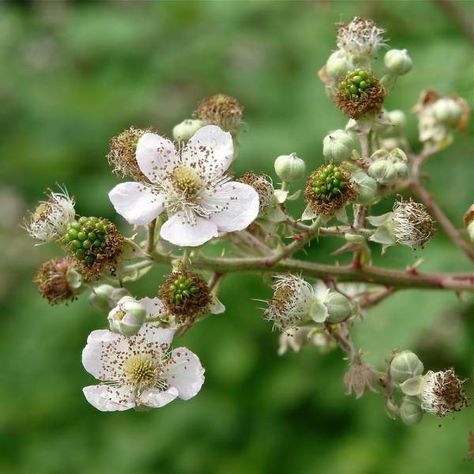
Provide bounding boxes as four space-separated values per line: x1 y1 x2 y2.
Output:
83 385 134 412
109 182 164 225
205 181 259 232
138 297 167 320
163 347 205 400
82 329 124 380
136 133 178 182
160 212 218 247
181 125 233 179
137 323 175 348
139 387 179 408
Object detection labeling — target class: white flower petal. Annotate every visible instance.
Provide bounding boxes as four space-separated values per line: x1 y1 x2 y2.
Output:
209 296 225 315
138 297 168 320
83 385 134 411
109 182 164 225
82 329 124 380
139 387 179 408
136 323 176 348
205 182 259 232
160 212 218 247
163 347 205 400
136 132 178 182
181 125 233 179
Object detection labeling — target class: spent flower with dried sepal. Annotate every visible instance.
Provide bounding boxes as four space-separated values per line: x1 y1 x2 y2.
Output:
33 257 83 305
399 368 470 417
159 270 224 325
303 163 356 222
263 275 353 331
369 199 435 251
25 189 76 243
194 94 244 135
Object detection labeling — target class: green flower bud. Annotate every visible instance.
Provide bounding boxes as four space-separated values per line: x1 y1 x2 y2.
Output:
399 397 424 425
274 153 306 183
326 50 352 80
390 350 424 384
368 159 398 185
393 160 409 180
325 291 352 323
384 49 413 75
172 119 205 142
353 171 378 205
388 110 406 131
432 98 463 127
108 296 147 336
323 129 354 163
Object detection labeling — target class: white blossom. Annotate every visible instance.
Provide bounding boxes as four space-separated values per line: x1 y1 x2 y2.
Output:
25 190 75 243
82 323 204 411
109 125 259 247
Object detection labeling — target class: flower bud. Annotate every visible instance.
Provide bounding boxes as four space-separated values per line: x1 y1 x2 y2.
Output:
392 160 409 180
325 50 352 80
384 49 412 75
89 284 129 312
323 129 354 163
274 153 306 183
325 291 352 323
368 159 398 185
390 350 424 384
172 119 205 142
432 98 463 127
399 397 424 425
353 171 378 205
467 221 474 243
108 296 146 336
388 110 406 131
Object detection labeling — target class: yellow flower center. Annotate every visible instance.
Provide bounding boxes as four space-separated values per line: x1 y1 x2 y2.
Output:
172 166 202 198
123 354 157 387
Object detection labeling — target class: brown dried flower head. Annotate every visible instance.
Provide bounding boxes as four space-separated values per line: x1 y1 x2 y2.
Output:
107 126 151 181
238 172 273 215
159 270 211 324
335 69 385 119
392 200 435 249
304 164 356 216
33 257 79 305
63 216 125 281
194 94 244 133
421 369 470 417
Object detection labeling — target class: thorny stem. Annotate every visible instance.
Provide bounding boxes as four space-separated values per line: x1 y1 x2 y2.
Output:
150 252 473 291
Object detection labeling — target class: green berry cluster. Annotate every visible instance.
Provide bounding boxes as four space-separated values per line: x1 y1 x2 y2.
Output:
168 274 200 305
64 217 108 264
311 164 346 201
340 70 372 99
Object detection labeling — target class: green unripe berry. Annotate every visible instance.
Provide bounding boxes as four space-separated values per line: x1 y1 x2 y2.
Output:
340 69 373 99
311 164 347 201
64 217 109 264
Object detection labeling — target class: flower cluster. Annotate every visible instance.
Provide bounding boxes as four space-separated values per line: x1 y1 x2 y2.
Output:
25 16 471 423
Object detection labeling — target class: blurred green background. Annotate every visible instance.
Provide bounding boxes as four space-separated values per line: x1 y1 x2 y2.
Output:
0 1 473 473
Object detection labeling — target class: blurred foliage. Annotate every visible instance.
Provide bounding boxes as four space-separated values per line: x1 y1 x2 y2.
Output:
0 1 473 473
